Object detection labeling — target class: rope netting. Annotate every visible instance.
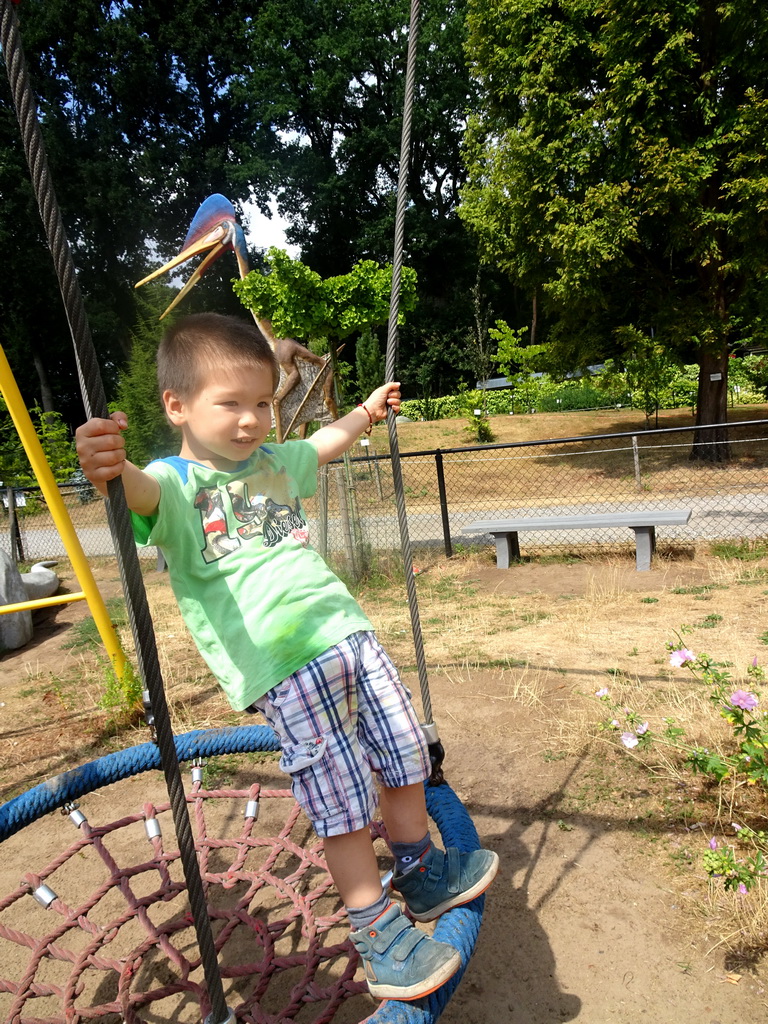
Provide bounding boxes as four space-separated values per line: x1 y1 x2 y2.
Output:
0 731 484 1024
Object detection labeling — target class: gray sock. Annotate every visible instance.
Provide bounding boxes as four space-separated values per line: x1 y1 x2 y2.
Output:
392 833 432 876
346 888 391 931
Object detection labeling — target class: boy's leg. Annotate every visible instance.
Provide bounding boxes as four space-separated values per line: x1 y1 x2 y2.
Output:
252 638 460 1000
380 781 500 923
348 634 500 922
323 827 385 909
378 780 429 843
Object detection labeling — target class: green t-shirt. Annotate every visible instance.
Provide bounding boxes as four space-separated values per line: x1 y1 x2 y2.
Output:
131 441 372 710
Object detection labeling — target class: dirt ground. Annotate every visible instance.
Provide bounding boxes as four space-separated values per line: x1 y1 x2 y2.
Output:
2 553 768 1024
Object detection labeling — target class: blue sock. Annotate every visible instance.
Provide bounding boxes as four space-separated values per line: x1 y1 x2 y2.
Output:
346 888 391 931
392 833 432 876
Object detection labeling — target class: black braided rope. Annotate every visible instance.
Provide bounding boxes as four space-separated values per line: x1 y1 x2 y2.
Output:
384 1 443 779
0 4 229 1020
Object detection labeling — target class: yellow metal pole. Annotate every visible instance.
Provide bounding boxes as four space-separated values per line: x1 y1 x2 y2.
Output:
0 591 87 615
0 343 126 677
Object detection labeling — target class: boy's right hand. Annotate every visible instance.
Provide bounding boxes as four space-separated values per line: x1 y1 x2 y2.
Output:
75 412 129 485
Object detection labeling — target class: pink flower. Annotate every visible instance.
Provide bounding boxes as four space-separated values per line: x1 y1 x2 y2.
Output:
636 722 649 735
669 648 696 668
738 883 748 895
595 687 609 698
729 690 759 711
709 838 718 850
620 732 639 749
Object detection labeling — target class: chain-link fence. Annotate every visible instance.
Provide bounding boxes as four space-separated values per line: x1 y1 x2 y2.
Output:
3 418 768 575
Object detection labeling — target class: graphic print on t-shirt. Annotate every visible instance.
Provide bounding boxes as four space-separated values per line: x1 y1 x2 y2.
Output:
194 470 308 563
193 486 241 561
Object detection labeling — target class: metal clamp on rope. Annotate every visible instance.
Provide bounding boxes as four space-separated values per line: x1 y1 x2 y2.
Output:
191 758 205 785
141 687 156 741
62 801 87 828
144 817 162 841
204 1008 236 1024
32 884 58 909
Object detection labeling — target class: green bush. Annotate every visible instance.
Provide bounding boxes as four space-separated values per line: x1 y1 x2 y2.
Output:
399 357 764 423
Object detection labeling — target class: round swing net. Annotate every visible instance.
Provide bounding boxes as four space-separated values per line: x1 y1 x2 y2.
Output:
0 727 484 1024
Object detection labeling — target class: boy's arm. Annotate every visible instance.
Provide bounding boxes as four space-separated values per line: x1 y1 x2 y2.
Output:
75 412 161 516
308 382 401 466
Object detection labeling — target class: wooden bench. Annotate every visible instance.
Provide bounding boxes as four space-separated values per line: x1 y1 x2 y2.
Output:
462 510 692 571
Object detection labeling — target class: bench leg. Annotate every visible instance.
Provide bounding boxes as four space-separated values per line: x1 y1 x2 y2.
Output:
493 532 521 569
632 526 656 571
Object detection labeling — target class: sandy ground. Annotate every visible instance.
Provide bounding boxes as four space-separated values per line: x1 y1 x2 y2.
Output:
1 558 767 1024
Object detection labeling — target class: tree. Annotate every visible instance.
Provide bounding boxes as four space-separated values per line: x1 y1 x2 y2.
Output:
239 0 513 393
1 0 271 423
461 0 768 461
2 0 514 416
233 248 417 345
113 295 177 468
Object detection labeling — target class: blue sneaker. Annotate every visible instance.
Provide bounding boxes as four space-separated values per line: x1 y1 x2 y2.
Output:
349 903 461 1000
392 845 499 922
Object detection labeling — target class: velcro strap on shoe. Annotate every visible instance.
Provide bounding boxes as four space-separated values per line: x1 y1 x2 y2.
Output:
370 913 414 956
444 846 462 894
389 926 426 963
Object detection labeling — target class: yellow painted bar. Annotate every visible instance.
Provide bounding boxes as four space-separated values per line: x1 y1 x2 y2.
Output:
0 344 126 677
0 591 87 615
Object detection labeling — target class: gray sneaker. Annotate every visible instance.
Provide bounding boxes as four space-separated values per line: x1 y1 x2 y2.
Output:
392 845 499 922
349 903 461 1000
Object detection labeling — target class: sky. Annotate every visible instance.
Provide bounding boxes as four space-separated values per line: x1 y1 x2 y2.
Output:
240 197 300 258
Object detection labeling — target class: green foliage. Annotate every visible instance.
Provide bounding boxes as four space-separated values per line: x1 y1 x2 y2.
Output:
597 640 768 892
0 399 77 487
63 597 128 650
234 249 417 342
455 384 496 443
461 0 768 428
399 354 764 423
613 329 680 427
490 320 549 380
710 540 768 562
114 303 176 466
99 658 143 727
2 0 267 420
407 364 443 422
354 327 385 402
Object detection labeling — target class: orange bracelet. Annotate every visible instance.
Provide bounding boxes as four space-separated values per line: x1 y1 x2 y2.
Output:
358 403 373 436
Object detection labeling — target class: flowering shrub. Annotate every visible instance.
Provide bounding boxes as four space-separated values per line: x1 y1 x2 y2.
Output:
595 637 768 892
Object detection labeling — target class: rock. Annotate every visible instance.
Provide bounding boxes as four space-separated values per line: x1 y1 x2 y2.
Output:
0 550 33 651
20 561 60 601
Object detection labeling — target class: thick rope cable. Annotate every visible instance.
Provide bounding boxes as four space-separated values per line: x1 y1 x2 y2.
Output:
0 4 230 1020
383 0 445 783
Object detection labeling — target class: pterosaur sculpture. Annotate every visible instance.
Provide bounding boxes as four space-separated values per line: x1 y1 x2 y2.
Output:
135 194 337 442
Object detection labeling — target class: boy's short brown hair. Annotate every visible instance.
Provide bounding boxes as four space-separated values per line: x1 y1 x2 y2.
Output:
157 312 279 399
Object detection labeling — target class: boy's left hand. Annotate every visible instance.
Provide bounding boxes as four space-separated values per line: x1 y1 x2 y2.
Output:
364 382 401 423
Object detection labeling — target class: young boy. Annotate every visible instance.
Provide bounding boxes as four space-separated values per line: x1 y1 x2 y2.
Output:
76 312 498 1001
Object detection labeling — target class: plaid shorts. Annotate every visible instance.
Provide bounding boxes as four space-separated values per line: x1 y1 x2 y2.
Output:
251 631 430 837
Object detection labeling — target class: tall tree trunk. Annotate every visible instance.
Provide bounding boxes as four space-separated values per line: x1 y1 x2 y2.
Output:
690 344 730 462
531 290 538 346
32 350 55 414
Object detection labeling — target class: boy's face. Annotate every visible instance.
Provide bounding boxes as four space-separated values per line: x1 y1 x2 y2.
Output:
164 361 275 470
